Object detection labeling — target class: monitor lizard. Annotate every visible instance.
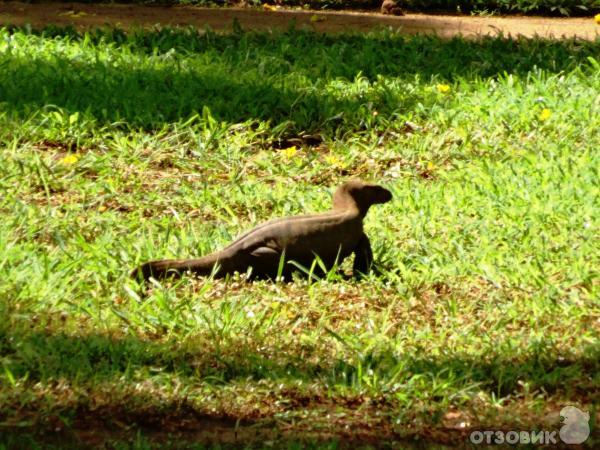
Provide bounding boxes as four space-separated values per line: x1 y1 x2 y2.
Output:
132 180 392 281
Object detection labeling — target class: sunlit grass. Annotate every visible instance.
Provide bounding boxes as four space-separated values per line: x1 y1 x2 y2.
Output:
0 26 598 447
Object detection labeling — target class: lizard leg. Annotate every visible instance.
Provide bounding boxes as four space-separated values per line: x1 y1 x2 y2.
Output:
352 233 373 277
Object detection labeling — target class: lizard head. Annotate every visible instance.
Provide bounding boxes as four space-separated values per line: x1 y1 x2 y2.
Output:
333 180 393 216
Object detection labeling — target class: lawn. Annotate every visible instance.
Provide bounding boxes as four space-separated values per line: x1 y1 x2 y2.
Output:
0 25 599 448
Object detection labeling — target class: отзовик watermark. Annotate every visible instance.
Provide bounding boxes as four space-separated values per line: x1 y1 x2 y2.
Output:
469 406 590 445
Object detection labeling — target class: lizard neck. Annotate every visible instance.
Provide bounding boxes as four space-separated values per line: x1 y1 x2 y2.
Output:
332 192 368 218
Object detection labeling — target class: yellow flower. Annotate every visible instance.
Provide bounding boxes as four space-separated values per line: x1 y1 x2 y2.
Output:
436 84 451 94
310 15 326 23
98 205 108 212
595 13 600 24
282 146 298 158
60 154 79 165
539 108 552 121
325 155 342 166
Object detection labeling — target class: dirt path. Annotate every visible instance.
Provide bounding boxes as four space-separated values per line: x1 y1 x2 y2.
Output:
1 1 599 39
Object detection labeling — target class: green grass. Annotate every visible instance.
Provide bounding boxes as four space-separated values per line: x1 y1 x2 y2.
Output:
0 25 599 447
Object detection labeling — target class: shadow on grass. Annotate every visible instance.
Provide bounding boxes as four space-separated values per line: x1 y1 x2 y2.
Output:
2 328 598 396
0 26 597 130
1 327 597 445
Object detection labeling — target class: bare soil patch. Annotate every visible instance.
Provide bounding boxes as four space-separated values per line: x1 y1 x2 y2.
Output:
1 1 599 39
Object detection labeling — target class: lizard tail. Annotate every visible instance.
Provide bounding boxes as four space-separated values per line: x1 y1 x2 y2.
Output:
131 253 225 280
